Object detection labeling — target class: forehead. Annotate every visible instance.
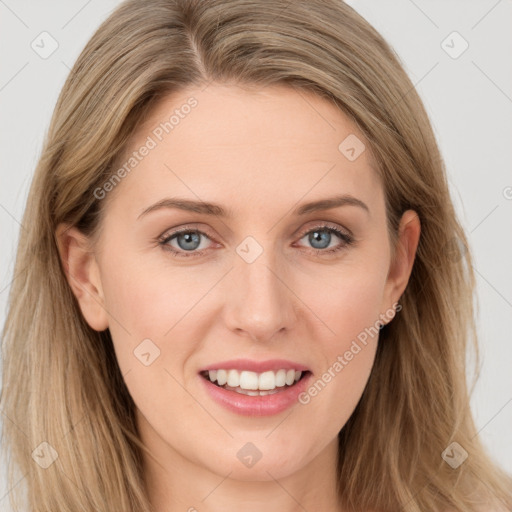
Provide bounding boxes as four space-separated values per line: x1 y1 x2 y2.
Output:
108 83 383 221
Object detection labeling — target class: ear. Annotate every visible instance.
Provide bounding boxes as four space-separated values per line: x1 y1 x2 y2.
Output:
55 223 109 331
380 210 421 324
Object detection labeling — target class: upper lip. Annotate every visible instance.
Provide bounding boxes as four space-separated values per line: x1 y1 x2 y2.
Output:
200 358 310 373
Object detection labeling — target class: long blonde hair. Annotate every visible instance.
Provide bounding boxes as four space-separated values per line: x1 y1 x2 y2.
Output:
1 0 511 510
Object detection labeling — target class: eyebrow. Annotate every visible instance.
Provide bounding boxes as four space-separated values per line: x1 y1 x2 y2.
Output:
137 194 370 219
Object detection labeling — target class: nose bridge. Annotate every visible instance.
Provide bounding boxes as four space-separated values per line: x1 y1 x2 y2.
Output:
226 237 294 341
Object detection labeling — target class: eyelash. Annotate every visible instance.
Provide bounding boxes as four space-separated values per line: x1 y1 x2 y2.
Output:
157 223 355 259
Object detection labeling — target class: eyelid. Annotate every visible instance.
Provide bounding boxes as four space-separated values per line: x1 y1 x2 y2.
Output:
158 223 216 242
295 220 353 240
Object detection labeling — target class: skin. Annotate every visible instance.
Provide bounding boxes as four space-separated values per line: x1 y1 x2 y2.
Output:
57 83 420 512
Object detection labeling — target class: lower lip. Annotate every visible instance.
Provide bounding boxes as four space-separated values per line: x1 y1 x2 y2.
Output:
199 372 313 416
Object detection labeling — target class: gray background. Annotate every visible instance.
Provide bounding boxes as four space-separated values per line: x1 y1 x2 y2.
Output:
1 0 511 509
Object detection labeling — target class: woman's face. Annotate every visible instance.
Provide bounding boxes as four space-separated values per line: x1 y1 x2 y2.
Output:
64 83 419 483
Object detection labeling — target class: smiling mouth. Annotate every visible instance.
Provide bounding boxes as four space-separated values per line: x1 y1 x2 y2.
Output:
200 369 311 396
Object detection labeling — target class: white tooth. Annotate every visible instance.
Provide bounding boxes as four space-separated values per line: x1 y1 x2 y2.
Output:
258 371 276 390
239 371 259 390
275 369 287 387
261 388 280 395
214 368 302 390
227 369 240 387
285 369 296 385
216 369 228 386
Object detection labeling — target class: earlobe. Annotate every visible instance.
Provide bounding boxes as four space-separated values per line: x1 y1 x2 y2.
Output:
381 210 421 322
55 223 109 331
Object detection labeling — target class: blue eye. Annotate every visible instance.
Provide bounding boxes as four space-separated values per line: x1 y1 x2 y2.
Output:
159 228 212 257
297 226 354 254
172 231 202 251
158 224 354 259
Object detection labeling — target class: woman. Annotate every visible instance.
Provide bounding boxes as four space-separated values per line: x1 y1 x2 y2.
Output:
1 0 511 511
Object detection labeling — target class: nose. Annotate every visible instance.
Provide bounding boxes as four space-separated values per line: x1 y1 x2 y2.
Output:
223 246 297 343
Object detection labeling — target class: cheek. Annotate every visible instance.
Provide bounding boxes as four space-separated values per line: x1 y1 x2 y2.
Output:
99 249 214 336
97 249 213 384
314 263 387 345
98 253 205 429
298 264 386 427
